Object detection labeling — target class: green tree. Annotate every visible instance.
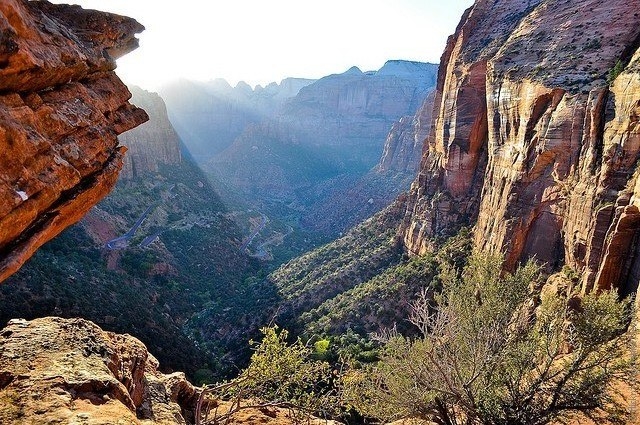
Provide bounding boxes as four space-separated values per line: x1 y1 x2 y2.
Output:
196 326 341 424
607 59 625 84
344 254 637 425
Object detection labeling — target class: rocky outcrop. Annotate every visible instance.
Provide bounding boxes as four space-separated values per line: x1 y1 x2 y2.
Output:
0 0 147 282
0 317 200 424
119 86 182 179
377 91 436 174
401 0 640 296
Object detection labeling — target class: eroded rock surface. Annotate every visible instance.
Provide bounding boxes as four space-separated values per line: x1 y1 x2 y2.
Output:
0 0 147 282
401 0 640 296
119 87 182 179
378 91 436 174
0 317 200 424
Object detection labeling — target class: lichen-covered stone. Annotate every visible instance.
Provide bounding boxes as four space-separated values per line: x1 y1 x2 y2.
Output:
0 317 200 424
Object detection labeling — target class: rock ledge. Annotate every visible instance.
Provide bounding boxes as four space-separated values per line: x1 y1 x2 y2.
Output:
0 317 200 424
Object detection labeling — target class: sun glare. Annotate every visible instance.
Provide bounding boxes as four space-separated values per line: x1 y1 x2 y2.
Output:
49 0 473 89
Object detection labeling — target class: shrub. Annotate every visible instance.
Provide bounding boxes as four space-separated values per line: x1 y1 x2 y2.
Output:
344 254 637 425
196 326 341 424
607 59 625 84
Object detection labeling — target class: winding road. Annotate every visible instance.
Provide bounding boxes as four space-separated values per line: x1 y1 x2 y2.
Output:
240 213 268 252
105 204 158 250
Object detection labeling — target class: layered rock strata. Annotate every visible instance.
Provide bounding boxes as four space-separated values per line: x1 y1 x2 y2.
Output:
0 317 200 424
119 86 182 179
377 91 436 174
402 0 640 296
0 0 147 282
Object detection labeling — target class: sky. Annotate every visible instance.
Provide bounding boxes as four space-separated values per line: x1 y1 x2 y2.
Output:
50 0 474 90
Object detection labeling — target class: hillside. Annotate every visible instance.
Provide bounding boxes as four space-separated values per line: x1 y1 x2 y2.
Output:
119 86 183 178
274 0 640 345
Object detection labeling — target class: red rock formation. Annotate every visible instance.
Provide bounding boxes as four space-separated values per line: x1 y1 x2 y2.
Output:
377 91 436 174
119 86 182 179
0 317 200 424
402 0 640 295
0 0 148 282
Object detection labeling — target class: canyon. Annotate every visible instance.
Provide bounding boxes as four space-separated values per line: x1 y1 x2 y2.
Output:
0 0 639 423
163 61 438 239
0 86 265 378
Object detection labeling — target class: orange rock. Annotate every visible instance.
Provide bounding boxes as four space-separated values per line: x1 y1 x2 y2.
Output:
0 0 148 282
0 317 200 424
402 0 640 297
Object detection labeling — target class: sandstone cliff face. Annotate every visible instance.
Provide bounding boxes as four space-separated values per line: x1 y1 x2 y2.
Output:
0 0 147 282
280 61 438 171
377 91 436 174
402 0 640 296
0 317 200 424
119 86 182 179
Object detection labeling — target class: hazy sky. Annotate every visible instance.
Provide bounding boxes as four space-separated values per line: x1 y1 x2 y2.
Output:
50 0 473 89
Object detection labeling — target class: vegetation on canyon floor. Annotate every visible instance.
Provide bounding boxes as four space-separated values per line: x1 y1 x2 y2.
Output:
206 254 637 425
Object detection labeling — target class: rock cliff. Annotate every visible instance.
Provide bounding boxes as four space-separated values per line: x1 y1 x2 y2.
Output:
0 317 200 424
119 86 182 179
377 91 436 174
279 61 438 171
401 0 640 296
0 0 147 282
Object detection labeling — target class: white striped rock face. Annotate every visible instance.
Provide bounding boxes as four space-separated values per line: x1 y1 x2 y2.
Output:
401 0 640 296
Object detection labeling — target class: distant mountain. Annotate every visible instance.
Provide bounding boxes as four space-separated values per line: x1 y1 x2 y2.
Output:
377 91 435 175
201 61 438 242
277 60 437 171
160 77 315 162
